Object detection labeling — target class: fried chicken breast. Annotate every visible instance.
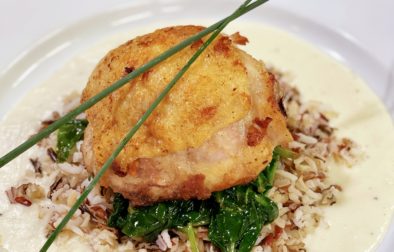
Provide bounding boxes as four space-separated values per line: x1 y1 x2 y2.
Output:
81 25 292 206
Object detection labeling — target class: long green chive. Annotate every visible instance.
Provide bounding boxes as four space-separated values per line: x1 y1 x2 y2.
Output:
40 11 232 252
0 0 268 168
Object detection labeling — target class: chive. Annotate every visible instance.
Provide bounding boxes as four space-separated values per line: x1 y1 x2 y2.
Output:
0 0 268 169
40 21 223 252
39 1 270 250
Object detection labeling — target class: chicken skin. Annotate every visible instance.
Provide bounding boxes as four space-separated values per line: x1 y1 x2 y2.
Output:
82 26 291 206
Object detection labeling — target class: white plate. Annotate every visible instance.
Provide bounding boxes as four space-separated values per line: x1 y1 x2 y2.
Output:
0 0 393 251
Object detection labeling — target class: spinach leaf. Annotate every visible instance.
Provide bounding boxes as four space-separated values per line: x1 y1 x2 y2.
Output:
121 202 173 241
56 119 88 162
237 200 265 252
208 184 278 252
108 150 282 251
207 152 280 252
108 193 129 228
253 153 279 193
110 198 215 242
173 200 214 227
208 206 244 252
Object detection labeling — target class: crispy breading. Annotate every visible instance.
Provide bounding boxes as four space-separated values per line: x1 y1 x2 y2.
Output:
82 26 292 206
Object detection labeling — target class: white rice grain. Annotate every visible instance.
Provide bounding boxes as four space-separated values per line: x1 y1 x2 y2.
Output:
58 163 84 175
296 133 318 145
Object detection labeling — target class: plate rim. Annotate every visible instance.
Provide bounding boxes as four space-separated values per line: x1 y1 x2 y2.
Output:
0 0 392 250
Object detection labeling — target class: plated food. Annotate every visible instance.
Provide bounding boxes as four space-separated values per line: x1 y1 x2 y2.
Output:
82 25 291 206
0 9 393 252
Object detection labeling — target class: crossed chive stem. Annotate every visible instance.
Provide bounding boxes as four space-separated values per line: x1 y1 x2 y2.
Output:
0 1 270 251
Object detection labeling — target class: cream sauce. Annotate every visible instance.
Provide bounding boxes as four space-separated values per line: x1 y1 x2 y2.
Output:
0 22 393 252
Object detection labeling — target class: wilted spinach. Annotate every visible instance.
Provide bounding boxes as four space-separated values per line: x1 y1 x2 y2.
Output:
56 119 88 162
209 153 279 252
108 193 129 228
109 196 214 242
253 152 280 194
109 149 283 252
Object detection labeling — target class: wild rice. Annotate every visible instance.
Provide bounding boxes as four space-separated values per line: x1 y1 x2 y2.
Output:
5 73 359 251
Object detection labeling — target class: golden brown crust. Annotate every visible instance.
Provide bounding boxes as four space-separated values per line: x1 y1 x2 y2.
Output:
82 25 292 206
230 32 249 45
